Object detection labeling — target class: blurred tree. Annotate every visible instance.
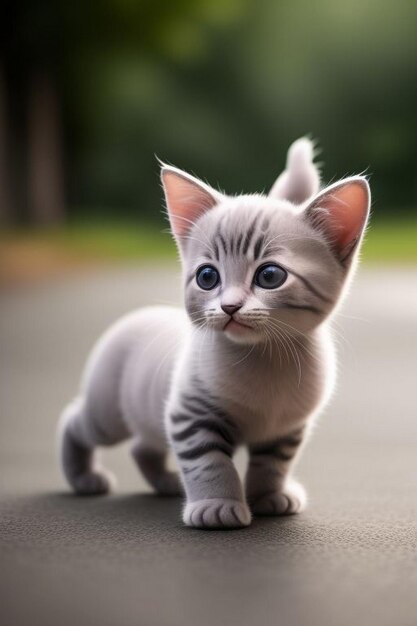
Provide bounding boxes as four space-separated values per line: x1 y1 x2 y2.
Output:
67 0 417 220
0 64 13 223
2 1 67 225
1 0 416 226
1 0 246 225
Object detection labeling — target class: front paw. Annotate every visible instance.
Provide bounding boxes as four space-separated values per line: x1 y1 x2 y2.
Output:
250 481 307 516
183 498 251 529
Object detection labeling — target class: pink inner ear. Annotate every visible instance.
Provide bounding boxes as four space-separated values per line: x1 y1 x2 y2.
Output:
162 170 218 237
313 179 370 253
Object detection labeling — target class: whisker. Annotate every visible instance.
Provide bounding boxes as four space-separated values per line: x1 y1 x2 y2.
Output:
274 325 302 386
268 318 319 363
231 344 256 367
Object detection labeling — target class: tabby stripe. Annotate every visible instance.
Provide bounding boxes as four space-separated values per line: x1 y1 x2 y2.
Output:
170 413 192 424
279 434 303 447
190 381 231 412
172 418 235 445
213 239 220 261
218 233 228 256
185 383 238 429
253 234 264 260
181 398 211 415
229 235 236 256
182 465 200 474
177 441 233 461
282 303 323 315
235 233 243 256
202 462 221 472
249 457 284 472
252 448 295 461
241 217 257 256
250 434 302 461
289 268 332 304
193 472 222 484
183 395 218 414
183 394 235 426
261 214 270 231
271 448 294 462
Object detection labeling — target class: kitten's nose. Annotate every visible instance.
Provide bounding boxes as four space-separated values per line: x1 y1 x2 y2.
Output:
221 303 242 316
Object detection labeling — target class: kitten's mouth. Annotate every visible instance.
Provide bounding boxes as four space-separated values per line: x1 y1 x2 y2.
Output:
223 318 254 334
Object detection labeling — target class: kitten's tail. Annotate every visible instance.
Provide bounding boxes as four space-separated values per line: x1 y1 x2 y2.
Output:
269 137 320 204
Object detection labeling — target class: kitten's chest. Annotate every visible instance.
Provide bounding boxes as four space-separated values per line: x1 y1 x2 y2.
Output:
228 379 314 443
210 349 326 443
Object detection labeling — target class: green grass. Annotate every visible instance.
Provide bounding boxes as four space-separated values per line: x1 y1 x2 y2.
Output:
51 221 177 260
362 217 417 263
0 220 177 262
1 216 416 264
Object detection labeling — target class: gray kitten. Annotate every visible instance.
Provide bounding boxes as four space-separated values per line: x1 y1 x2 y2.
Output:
59 138 370 529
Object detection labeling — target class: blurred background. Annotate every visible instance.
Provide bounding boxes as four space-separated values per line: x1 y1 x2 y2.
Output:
1 0 417 284
1 4 417 625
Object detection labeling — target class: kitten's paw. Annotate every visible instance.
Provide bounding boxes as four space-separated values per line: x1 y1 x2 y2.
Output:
251 481 306 516
155 472 183 497
183 498 251 529
73 470 114 496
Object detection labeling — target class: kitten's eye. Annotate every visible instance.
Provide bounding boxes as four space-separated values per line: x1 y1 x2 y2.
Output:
255 264 287 289
196 265 220 290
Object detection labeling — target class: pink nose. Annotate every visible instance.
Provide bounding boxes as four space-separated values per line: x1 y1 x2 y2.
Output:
221 304 242 316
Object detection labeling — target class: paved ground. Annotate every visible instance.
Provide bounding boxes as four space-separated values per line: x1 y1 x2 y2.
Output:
1 266 417 626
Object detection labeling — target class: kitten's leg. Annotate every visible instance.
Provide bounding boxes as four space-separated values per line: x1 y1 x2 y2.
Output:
168 404 251 529
245 429 307 515
59 398 115 495
131 440 183 496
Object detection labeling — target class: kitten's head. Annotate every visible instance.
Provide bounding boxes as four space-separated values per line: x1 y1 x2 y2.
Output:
161 139 370 345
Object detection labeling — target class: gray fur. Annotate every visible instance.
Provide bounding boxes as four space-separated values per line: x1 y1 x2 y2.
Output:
269 137 320 203
59 138 370 528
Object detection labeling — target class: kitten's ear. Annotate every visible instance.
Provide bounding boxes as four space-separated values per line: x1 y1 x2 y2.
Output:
305 176 370 264
269 137 320 204
161 164 222 239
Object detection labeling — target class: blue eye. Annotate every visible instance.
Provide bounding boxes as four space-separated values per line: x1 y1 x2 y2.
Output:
196 265 220 290
255 264 287 289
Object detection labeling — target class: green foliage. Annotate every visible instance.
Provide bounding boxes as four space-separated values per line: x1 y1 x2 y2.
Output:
3 215 416 264
54 220 176 260
66 0 417 220
362 216 417 264
5 0 417 223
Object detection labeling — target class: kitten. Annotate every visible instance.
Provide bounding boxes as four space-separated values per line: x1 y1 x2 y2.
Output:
59 138 370 529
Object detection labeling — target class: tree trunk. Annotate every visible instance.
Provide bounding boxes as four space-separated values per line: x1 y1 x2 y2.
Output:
27 72 65 226
0 62 13 225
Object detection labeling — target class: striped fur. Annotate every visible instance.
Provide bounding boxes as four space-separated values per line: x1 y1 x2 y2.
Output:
58 138 370 529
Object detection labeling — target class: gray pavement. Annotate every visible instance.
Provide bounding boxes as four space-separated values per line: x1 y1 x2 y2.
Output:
1 266 417 626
